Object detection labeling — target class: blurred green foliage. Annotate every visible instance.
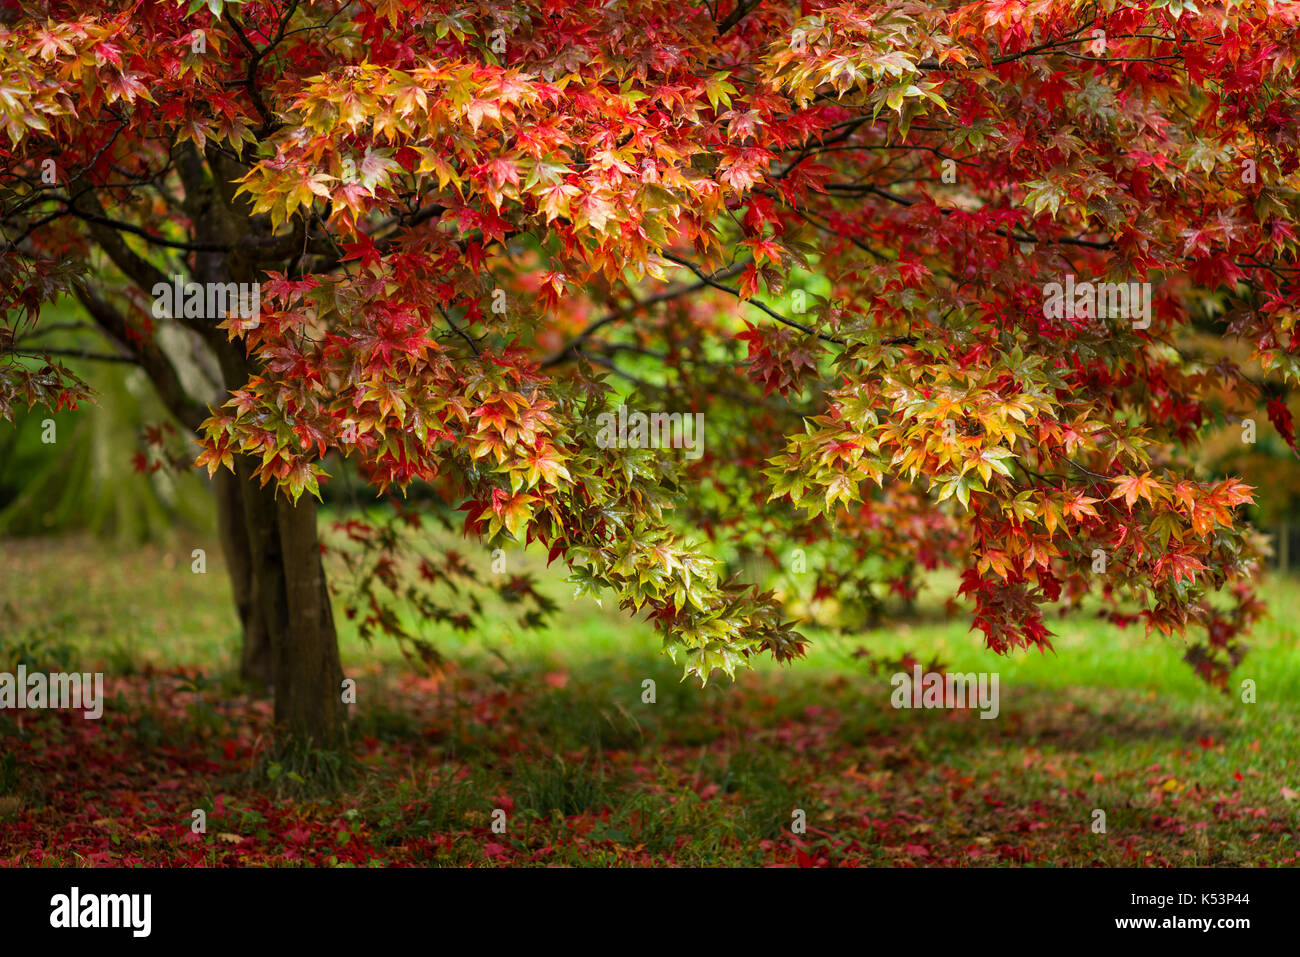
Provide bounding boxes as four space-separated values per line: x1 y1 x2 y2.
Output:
0 299 213 543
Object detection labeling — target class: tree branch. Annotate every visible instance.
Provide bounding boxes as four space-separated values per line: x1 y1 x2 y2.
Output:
661 252 847 346
541 260 750 367
715 0 762 35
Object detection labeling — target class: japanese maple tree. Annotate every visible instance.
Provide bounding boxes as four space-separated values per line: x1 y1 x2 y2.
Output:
3 0 1296 747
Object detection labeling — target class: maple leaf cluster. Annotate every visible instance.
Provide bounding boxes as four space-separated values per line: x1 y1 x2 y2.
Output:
3 0 1298 686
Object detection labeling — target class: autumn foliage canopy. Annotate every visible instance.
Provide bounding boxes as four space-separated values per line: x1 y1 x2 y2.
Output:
3 0 1298 689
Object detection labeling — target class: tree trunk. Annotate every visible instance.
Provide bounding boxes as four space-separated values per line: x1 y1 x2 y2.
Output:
273 492 346 749
79 139 348 752
213 467 273 685
212 454 345 748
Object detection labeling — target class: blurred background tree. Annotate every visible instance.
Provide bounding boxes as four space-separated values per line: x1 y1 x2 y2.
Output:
1180 302 1299 572
0 298 213 543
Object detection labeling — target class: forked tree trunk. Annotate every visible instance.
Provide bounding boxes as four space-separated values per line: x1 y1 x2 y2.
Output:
81 141 348 751
212 455 345 749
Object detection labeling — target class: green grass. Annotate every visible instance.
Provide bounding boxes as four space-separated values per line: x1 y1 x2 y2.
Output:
5 530 1296 705
1 533 1297 866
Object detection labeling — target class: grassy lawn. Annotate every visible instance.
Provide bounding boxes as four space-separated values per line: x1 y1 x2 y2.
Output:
1 532 1297 866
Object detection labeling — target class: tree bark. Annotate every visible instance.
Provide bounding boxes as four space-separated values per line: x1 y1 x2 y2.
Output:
220 455 345 747
213 454 344 747
212 467 273 685
273 491 346 749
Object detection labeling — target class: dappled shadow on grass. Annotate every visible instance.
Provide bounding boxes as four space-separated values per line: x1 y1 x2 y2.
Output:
1 658 1297 867
993 688 1232 752
824 684 1235 754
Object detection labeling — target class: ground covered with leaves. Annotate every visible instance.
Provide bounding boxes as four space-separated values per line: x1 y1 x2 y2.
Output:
2 536 1298 866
